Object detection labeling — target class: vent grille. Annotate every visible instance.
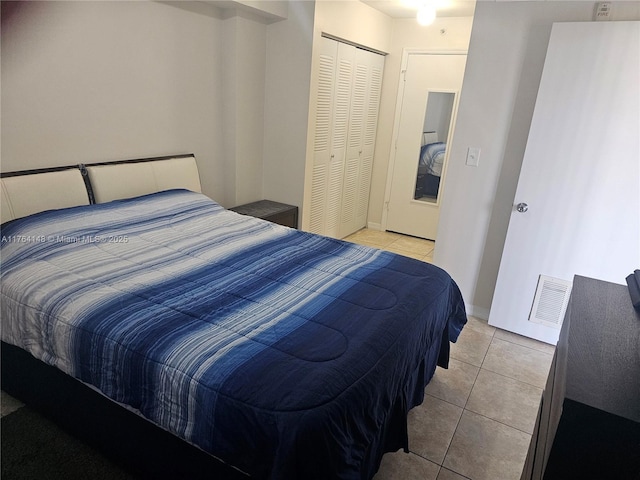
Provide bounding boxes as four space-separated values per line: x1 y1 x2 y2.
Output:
529 275 572 329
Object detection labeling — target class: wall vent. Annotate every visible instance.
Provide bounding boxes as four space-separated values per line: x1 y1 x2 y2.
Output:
529 275 573 329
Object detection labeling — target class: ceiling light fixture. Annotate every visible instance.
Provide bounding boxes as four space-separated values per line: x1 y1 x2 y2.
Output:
416 2 436 26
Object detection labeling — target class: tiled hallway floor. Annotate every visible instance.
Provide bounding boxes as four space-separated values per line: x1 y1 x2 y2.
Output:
344 228 436 263
344 229 555 480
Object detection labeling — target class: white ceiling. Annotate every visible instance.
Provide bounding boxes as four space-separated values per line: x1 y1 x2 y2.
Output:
361 0 477 18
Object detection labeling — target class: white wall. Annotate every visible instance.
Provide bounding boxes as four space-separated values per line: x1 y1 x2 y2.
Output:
222 11 267 206
312 0 392 53
0 1 229 202
435 1 640 319
234 0 289 21
0 0 282 209
0 0 472 221
262 1 315 213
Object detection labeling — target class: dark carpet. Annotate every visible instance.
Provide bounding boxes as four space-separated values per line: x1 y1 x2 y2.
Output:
1 403 249 480
1 343 248 480
2 406 138 480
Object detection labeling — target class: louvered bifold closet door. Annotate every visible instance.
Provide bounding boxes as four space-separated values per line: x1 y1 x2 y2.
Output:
308 37 356 237
339 48 385 239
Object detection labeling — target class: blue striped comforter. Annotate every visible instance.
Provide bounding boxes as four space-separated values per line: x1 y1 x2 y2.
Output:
419 142 446 177
1 190 466 479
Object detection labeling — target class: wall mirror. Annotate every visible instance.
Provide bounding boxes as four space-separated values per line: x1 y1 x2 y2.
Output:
413 91 455 204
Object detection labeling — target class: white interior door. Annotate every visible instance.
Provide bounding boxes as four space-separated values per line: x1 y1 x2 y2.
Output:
306 37 384 239
386 53 466 240
489 21 640 345
339 48 385 239
308 37 355 237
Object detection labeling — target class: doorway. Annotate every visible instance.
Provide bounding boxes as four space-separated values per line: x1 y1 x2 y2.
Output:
384 51 467 240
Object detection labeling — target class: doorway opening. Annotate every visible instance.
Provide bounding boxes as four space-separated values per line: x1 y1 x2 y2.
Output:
383 51 467 242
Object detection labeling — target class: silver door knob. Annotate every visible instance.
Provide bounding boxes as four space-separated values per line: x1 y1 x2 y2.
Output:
516 202 528 213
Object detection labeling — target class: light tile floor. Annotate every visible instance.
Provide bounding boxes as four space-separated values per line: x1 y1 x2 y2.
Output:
344 228 436 263
344 228 555 480
1 228 555 480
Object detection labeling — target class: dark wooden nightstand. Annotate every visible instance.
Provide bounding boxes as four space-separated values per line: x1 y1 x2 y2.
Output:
229 200 298 229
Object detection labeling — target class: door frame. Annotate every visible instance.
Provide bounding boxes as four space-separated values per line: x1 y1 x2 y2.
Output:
381 48 467 237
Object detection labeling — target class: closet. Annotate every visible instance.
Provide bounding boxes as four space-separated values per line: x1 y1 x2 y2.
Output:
307 35 385 239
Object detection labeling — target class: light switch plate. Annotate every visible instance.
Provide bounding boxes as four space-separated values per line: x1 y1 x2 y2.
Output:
466 147 480 167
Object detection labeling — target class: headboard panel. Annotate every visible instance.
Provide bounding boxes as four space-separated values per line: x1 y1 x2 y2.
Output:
86 155 201 204
1 169 90 224
422 131 439 145
0 154 201 225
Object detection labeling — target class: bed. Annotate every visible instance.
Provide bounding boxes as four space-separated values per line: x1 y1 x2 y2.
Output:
1 154 467 480
415 132 446 200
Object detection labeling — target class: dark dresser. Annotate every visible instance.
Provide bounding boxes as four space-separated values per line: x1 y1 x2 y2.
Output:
229 200 298 229
523 275 640 480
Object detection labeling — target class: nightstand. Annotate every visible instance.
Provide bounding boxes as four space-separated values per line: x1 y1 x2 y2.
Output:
229 200 298 229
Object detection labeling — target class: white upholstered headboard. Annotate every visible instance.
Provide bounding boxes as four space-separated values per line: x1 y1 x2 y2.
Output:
422 131 439 145
1 169 90 224
1 154 202 225
86 155 201 204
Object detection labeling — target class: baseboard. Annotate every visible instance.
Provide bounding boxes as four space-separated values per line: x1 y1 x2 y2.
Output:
366 222 383 231
466 304 489 321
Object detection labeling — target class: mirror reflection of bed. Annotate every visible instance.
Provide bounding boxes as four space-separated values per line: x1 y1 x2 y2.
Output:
414 131 445 202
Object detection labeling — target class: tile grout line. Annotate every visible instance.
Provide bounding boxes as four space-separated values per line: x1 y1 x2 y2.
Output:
461 407 537 437
439 466 474 480
437 325 496 480
476 365 547 391
451 335 552 390
491 333 555 355
479 336 552 390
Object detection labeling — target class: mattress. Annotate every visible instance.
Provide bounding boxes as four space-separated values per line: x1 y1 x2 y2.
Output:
0 189 467 479
418 142 446 177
